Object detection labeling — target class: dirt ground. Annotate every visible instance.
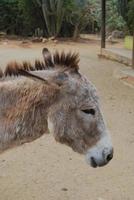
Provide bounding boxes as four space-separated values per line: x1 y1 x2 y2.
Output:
0 40 134 200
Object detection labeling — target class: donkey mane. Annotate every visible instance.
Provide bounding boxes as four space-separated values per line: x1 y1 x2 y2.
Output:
0 49 80 78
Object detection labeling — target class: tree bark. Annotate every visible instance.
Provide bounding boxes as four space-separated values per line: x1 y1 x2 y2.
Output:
73 24 79 41
101 0 106 48
132 30 134 69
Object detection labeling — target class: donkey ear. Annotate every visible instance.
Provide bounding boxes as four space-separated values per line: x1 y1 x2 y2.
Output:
42 48 54 67
18 69 62 88
18 69 49 84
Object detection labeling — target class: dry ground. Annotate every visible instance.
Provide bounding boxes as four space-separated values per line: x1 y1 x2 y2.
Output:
0 40 134 200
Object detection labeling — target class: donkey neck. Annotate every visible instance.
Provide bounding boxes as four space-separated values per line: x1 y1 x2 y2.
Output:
0 76 59 152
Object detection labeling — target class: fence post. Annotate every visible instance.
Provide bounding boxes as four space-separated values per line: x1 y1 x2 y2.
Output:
101 0 106 49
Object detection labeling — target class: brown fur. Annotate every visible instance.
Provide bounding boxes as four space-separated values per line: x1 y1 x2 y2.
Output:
0 77 59 152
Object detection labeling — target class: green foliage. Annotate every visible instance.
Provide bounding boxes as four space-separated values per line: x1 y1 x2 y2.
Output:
127 0 134 34
63 0 98 39
36 0 65 37
117 0 128 19
106 0 127 31
117 0 134 34
18 0 45 35
0 0 45 35
0 0 23 34
0 0 132 37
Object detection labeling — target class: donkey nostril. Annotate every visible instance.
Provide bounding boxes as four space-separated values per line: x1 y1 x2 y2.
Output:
106 152 113 162
103 148 113 163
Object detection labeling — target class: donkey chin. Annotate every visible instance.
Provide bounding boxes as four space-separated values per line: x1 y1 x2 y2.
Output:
85 134 113 168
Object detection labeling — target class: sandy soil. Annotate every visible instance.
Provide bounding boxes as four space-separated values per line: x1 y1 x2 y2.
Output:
0 40 134 200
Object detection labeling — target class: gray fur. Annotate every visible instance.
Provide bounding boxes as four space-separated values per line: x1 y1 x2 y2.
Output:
0 50 113 167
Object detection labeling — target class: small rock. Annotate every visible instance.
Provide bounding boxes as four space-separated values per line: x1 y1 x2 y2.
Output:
0 32 6 36
31 37 42 43
112 30 125 38
48 36 55 41
53 39 58 43
107 35 113 42
20 40 29 44
61 188 68 191
42 38 48 43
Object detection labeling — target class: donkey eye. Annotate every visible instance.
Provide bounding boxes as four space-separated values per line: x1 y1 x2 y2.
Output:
82 109 95 115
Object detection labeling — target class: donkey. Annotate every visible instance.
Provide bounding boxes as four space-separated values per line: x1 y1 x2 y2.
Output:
0 48 113 168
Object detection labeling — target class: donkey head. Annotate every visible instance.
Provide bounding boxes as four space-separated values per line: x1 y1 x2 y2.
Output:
15 48 113 168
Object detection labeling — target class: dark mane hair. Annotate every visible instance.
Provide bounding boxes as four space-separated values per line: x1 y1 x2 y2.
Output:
1 49 80 78
0 69 3 77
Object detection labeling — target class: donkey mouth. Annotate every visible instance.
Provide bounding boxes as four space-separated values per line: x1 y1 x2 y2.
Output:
90 157 108 168
90 157 98 168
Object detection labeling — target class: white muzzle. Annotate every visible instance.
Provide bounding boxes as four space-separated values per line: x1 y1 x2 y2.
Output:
86 134 113 168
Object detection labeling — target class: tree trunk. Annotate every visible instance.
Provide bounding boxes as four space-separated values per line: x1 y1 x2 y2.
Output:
73 24 79 41
92 21 95 33
101 0 106 48
132 30 134 69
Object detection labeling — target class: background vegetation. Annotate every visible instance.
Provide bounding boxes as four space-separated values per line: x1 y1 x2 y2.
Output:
0 0 133 38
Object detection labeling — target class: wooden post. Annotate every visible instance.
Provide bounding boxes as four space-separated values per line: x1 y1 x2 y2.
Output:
132 30 134 69
101 0 106 49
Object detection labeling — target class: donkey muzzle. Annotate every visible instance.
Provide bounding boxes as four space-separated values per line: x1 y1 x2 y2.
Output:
86 135 113 168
